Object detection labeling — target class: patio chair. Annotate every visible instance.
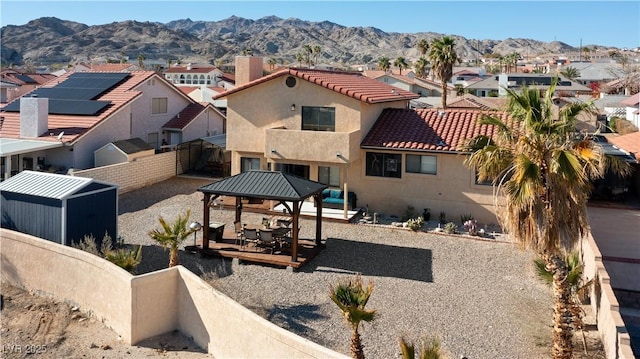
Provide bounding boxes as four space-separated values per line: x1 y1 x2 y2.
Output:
233 221 245 246
243 228 259 248
257 229 276 254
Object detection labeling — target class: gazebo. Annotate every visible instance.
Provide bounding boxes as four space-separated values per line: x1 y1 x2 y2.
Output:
197 171 327 263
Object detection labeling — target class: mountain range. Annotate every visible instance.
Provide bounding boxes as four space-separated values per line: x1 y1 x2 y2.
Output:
1 16 601 68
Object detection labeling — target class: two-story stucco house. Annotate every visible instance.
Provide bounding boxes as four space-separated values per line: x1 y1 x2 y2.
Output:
0 70 225 179
215 66 504 224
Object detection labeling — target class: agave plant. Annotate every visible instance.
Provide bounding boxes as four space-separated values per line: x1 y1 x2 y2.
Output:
329 274 376 359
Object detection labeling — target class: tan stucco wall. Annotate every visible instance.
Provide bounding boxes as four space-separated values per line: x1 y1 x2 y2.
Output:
581 233 635 359
72 151 177 194
348 151 499 224
1 229 349 359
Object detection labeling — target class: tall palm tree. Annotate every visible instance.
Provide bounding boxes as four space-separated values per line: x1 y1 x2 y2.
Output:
313 45 322 66
428 36 460 109
509 52 521 73
303 44 313 67
414 57 429 78
137 54 145 69
329 275 376 359
416 38 429 56
394 56 408 75
559 66 581 80
148 210 195 267
295 53 303 67
377 57 391 73
464 79 620 359
267 57 277 71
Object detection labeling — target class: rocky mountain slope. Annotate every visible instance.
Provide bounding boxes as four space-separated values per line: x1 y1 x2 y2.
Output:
1 15 586 67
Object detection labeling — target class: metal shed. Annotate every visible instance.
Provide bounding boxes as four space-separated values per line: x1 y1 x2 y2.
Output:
0 171 118 246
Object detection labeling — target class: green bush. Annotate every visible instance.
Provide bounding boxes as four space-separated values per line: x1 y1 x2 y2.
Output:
443 222 457 234
407 217 424 231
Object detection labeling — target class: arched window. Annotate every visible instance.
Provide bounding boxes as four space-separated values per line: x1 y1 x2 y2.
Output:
179 74 185 84
199 75 205 84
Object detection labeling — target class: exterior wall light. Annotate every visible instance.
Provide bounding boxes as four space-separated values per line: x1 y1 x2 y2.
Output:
290 104 296 111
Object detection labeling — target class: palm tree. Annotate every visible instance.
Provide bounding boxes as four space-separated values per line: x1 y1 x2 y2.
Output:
267 57 277 71
464 79 620 359
416 38 429 56
414 57 429 78
559 66 581 80
534 252 594 354
313 45 322 66
148 209 195 267
394 56 408 75
137 54 145 69
508 52 521 73
428 36 460 110
303 44 313 67
329 275 376 359
399 336 445 359
295 53 303 67
377 57 391 73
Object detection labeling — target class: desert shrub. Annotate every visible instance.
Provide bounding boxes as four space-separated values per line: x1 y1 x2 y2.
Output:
402 205 416 222
407 217 424 231
438 211 447 225
443 222 457 234
464 219 479 236
460 213 474 224
73 233 141 273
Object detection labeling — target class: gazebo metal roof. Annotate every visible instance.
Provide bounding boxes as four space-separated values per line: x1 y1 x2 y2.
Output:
198 170 327 200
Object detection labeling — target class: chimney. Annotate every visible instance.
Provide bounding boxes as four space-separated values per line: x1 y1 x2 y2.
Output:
20 96 49 138
187 63 192 70
235 56 263 86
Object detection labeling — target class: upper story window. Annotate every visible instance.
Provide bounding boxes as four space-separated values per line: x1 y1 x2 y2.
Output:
302 106 335 132
406 154 437 175
365 152 402 178
152 98 168 114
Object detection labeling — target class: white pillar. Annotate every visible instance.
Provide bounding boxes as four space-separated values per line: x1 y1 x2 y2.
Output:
4 156 11 180
343 182 348 219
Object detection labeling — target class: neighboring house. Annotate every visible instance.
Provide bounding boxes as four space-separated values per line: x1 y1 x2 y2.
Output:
164 63 233 89
620 93 640 129
214 66 509 223
162 102 225 147
0 79 19 103
0 70 224 180
446 94 505 111
559 62 623 86
0 69 57 104
467 73 592 97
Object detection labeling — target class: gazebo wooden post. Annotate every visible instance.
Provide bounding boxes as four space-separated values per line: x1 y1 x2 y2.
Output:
235 196 242 223
202 193 211 250
291 201 300 263
315 193 322 246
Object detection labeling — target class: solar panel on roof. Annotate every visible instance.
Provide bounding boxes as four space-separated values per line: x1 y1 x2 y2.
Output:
15 74 37 83
48 99 111 115
1 72 128 115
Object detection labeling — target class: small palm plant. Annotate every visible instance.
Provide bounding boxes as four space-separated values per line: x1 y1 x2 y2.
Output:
329 274 377 359
399 336 446 359
148 209 195 267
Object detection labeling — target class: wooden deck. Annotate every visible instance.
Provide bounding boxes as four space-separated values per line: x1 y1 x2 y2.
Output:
193 228 322 269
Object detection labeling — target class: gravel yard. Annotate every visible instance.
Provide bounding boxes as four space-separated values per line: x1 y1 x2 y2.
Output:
119 176 554 359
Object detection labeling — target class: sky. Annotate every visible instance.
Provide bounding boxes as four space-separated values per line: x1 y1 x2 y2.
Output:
1 1 639 49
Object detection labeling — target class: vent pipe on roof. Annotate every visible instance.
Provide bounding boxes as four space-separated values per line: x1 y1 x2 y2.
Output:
20 96 49 138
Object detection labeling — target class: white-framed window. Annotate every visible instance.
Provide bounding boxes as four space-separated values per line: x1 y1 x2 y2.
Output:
406 154 437 175
152 98 167 114
318 166 340 187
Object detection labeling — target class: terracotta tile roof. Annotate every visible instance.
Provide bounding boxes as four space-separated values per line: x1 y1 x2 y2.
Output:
0 71 56 86
178 86 199 95
0 70 157 143
620 93 640 106
214 68 419 104
209 86 226 93
220 73 235 83
162 102 210 130
361 108 508 152
86 63 137 72
447 95 503 110
607 132 640 160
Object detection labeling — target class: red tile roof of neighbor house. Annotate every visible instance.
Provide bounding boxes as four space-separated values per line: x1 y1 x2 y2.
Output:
177 86 199 95
162 102 211 130
607 132 640 161
361 108 509 152
86 63 137 72
213 68 419 104
620 93 640 106
0 71 157 143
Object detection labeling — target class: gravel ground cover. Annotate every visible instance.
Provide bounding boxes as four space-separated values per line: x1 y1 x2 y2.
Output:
118 176 554 359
